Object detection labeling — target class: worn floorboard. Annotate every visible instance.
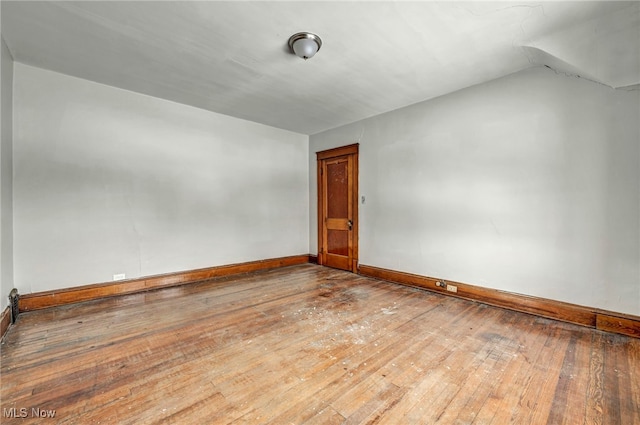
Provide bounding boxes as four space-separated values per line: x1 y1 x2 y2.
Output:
1 264 638 424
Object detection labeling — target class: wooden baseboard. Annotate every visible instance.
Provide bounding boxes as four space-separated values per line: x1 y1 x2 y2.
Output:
14 258 640 339
359 264 640 339
596 314 640 338
1 306 10 341
19 255 312 313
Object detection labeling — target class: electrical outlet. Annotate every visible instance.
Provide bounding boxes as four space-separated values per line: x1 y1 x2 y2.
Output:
447 285 458 293
113 273 126 281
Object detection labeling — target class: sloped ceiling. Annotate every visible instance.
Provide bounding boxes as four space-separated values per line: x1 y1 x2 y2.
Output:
2 1 638 135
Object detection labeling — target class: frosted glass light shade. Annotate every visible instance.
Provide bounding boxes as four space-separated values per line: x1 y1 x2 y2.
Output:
288 32 322 60
293 38 318 59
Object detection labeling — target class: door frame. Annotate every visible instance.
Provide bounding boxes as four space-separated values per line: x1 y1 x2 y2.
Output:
316 143 359 273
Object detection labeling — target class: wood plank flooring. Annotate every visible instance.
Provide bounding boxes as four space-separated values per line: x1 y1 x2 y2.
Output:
1 264 639 424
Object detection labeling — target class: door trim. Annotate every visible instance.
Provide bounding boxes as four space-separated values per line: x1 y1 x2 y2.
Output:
317 143 359 272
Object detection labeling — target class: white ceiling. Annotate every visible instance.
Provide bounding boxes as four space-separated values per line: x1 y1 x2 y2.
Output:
2 1 639 135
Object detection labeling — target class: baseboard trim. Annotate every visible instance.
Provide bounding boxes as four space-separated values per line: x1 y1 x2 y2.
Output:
359 264 640 339
19 255 312 313
1 306 11 341
15 259 640 338
596 314 640 338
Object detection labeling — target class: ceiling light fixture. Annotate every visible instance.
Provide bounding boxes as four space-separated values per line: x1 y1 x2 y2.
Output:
288 32 322 60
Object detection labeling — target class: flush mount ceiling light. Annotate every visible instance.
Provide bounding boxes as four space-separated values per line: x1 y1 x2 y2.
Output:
288 32 322 60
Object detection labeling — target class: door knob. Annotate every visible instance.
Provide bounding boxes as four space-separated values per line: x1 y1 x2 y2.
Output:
347 219 353 230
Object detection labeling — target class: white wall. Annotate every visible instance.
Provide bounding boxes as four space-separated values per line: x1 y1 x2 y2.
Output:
310 66 639 316
13 64 309 294
10 61 640 316
1 37 14 311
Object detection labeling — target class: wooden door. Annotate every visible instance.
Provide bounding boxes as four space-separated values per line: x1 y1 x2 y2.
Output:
317 144 358 272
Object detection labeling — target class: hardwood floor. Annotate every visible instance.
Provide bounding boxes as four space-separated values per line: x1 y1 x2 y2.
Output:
1 264 638 424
